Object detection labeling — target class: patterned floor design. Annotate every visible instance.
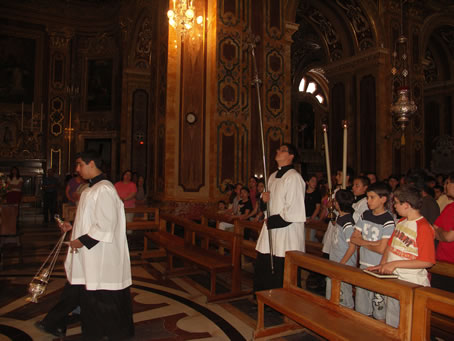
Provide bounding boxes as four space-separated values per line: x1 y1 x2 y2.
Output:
0 220 322 340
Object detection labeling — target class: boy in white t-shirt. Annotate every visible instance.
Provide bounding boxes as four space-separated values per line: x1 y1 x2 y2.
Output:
352 175 370 222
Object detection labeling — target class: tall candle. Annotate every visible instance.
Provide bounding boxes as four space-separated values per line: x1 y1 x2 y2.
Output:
342 120 348 189
31 102 34 130
21 102 24 130
40 103 43 132
322 124 332 191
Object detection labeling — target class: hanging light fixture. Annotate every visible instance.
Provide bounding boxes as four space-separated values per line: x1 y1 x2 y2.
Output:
391 0 417 143
167 0 203 38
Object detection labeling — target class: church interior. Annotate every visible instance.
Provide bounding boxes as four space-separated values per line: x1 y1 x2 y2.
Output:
1 0 454 340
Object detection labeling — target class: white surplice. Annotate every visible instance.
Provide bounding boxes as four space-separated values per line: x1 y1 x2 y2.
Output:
65 180 132 291
256 168 306 257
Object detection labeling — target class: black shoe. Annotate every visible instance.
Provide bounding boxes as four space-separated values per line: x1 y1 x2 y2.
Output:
34 320 66 337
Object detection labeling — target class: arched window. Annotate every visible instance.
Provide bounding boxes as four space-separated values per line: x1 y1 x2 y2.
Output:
298 76 325 104
293 69 329 168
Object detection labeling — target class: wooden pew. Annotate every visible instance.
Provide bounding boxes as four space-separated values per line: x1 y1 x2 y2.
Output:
412 287 454 341
235 219 262 259
200 211 228 229
125 206 159 230
201 212 327 259
125 207 160 259
201 212 262 259
426 261 454 339
429 260 454 278
144 213 248 302
255 251 418 340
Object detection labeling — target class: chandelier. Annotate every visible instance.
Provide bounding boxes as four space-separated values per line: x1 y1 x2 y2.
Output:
167 0 203 37
391 0 417 141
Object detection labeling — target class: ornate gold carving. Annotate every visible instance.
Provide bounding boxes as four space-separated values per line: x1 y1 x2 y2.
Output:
50 97 65 137
284 22 299 44
47 29 73 49
119 16 133 42
135 17 153 69
86 33 116 55
324 48 388 76
50 147 62 174
79 118 114 131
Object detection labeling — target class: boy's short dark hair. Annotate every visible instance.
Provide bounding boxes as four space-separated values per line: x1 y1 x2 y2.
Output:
366 171 377 177
354 175 370 187
388 174 400 182
335 189 355 214
282 143 299 163
434 185 443 192
336 166 355 179
75 150 103 170
447 172 454 183
394 185 423 210
423 184 435 198
405 168 426 191
225 183 235 192
241 186 250 193
367 182 391 199
425 175 436 185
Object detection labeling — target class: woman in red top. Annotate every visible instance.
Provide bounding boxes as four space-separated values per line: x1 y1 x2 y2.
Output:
432 172 454 292
114 170 137 223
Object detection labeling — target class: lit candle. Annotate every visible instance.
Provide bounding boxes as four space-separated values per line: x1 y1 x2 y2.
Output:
342 120 348 189
31 102 34 130
40 103 43 133
21 102 24 130
322 124 332 191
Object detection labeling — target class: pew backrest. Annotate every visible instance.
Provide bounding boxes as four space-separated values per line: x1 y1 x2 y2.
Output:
411 286 454 341
125 206 159 230
160 213 239 265
428 260 454 278
283 251 419 341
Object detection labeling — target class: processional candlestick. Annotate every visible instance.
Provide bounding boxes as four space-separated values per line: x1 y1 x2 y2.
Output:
322 124 336 222
342 120 348 189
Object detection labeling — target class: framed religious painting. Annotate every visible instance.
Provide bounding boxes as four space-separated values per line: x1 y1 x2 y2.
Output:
85 58 113 112
0 34 36 104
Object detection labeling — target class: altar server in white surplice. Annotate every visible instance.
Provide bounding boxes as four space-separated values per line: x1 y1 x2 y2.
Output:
254 143 306 292
37 150 134 341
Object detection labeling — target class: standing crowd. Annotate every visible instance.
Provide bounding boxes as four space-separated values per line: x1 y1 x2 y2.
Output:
221 143 453 329
306 166 453 327
20 142 453 338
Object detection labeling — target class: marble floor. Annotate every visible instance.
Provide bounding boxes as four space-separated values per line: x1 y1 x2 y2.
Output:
0 219 322 341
